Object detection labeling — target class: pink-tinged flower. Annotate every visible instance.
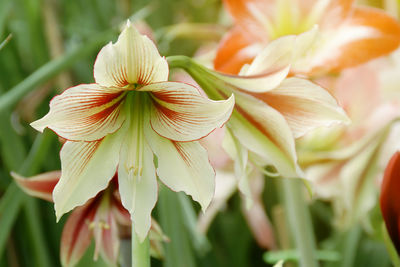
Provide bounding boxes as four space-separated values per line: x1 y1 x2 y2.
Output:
198 127 277 250
214 0 400 75
170 30 349 182
30 22 234 241
12 172 130 267
380 151 400 254
297 58 400 228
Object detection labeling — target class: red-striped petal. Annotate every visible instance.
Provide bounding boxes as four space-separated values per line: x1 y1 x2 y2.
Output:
60 200 99 267
91 197 120 265
140 82 234 142
144 124 215 211
254 77 349 138
31 84 126 142
53 126 125 220
11 171 60 202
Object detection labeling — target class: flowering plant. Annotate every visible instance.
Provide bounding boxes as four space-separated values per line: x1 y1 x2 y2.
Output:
1 1 400 267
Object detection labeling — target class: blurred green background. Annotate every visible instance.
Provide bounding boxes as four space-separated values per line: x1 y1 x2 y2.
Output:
0 0 395 266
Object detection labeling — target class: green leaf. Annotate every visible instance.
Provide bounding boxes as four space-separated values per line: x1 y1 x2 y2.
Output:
0 132 54 260
158 186 196 267
0 29 114 113
177 193 211 255
263 249 341 264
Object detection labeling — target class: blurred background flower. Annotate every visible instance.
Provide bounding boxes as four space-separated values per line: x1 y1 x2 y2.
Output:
1 0 400 267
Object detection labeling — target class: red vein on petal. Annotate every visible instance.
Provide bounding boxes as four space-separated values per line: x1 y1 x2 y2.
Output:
62 198 100 265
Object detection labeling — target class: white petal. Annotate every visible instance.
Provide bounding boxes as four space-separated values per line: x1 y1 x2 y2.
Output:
117 109 157 241
118 138 157 242
222 129 252 205
140 82 234 142
94 22 168 87
53 127 125 220
228 91 302 178
213 67 290 94
145 125 215 211
242 35 296 76
261 77 350 138
211 34 298 93
31 84 126 141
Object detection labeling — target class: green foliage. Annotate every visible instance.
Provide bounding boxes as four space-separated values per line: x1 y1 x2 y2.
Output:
0 0 395 266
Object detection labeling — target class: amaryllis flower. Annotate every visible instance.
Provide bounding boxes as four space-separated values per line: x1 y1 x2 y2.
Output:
169 29 349 185
12 172 130 267
297 59 400 228
380 151 400 254
214 0 400 75
30 22 234 240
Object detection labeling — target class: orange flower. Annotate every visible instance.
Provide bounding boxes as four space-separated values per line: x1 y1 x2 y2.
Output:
215 0 400 75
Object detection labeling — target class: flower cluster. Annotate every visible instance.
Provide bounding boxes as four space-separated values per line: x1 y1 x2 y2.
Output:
12 0 400 265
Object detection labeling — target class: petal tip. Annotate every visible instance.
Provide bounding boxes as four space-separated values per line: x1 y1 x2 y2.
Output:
30 119 46 133
54 199 69 222
11 172 26 189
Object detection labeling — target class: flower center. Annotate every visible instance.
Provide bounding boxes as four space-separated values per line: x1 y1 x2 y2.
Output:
123 91 151 179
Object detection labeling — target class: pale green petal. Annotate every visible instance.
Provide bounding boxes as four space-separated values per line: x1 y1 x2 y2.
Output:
118 133 157 242
94 21 168 87
117 100 157 241
53 127 126 220
145 125 215 211
139 81 234 142
222 128 252 206
228 91 302 178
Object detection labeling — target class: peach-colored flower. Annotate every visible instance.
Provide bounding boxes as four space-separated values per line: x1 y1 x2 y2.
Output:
215 0 400 75
297 57 400 227
198 127 277 250
170 30 349 183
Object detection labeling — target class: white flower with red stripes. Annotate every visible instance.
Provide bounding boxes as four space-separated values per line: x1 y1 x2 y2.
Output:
31 21 234 241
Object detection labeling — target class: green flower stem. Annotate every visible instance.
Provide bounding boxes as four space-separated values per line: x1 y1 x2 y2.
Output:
166 55 192 70
0 29 114 113
282 178 319 267
131 224 150 267
167 55 225 101
340 225 362 267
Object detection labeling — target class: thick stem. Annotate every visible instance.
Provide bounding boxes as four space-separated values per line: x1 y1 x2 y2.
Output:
131 224 150 267
166 55 192 70
282 178 319 267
